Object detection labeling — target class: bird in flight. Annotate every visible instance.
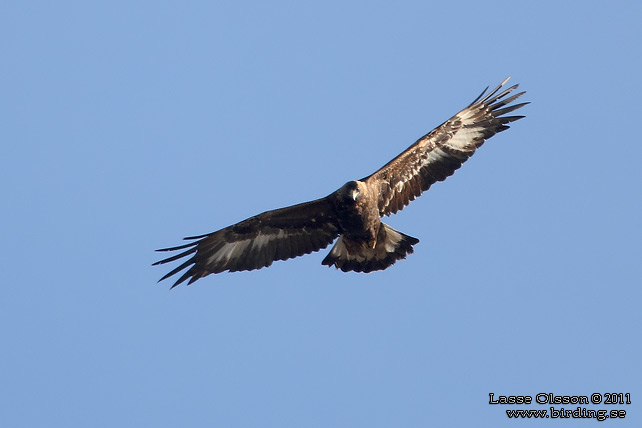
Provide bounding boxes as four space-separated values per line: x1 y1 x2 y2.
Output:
154 78 527 287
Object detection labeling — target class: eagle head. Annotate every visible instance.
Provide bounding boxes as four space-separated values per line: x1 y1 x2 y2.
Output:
339 180 362 203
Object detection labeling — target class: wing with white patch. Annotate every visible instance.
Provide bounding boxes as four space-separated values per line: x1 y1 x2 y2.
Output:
364 77 528 216
154 197 339 287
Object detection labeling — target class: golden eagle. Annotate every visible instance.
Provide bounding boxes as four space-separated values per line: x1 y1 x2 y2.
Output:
154 78 527 287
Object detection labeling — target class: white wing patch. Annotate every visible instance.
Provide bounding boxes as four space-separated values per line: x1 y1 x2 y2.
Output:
426 146 449 162
208 230 287 265
251 230 286 252
209 240 250 264
445 124 484 150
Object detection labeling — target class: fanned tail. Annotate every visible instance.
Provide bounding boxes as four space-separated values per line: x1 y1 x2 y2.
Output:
322 223 419 273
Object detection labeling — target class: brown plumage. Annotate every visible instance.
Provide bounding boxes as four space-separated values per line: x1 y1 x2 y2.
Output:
154 78 527 287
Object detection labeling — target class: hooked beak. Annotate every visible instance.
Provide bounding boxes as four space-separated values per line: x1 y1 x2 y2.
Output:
350 189 359 201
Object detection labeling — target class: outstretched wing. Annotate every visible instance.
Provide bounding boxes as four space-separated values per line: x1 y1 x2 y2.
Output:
364 77 528 216
153 197 340 287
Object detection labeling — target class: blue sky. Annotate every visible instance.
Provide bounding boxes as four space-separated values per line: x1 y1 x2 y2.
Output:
2 1 641 427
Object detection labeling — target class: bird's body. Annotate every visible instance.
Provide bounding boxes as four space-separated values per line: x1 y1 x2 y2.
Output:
154 78 528 287
322 180 419 273
334 181 380 248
